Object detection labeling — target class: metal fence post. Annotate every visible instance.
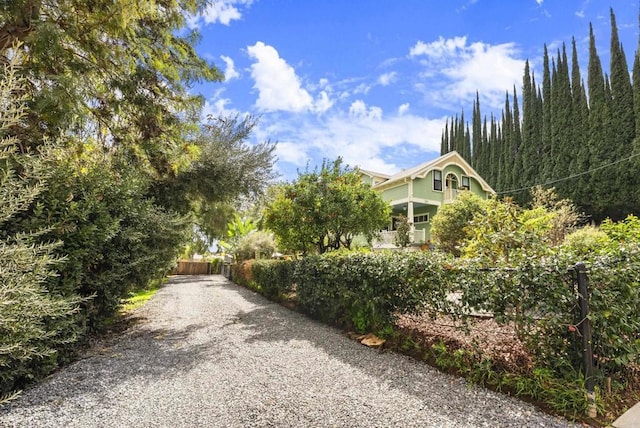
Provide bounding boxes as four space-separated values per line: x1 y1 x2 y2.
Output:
575 262 596 418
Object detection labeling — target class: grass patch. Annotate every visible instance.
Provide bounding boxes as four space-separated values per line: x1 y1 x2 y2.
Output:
119 278 166 314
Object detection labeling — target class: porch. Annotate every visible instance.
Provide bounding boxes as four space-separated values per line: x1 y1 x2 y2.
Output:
374 229 426 248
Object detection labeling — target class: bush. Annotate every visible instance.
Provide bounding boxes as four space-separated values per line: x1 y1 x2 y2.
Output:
294 251 451 332
430 192 486 256
231 260 254 288
600 214 640 245
235 231 276 262
250 259 297 299
562 226 612 258
0 55 84 396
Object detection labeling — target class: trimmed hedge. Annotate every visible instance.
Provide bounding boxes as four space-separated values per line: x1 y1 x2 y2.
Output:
250 259 297 299
230 248 639 390
294 251 452 332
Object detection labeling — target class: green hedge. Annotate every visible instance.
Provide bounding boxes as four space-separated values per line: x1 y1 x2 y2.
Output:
294 251 452 332
250 259 296 299
231 248 639 389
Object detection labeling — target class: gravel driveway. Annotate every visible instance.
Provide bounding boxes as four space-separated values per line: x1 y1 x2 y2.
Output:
0 275 580 427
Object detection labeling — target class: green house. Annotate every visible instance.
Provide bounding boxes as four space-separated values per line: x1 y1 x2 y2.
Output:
360 151 495 247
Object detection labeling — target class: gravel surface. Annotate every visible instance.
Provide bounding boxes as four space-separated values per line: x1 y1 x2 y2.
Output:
0 275 581 427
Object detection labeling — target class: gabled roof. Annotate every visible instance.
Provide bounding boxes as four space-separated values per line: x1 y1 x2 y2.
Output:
359 169 391 181
371 151 495 194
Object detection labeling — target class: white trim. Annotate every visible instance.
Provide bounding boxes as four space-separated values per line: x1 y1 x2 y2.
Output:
389 197 441 207
372 151 495 194
433 169 443 192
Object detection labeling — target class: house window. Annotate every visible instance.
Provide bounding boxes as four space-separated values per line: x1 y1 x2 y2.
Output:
461 176 470 190
413 214 429 223
433 170 442 191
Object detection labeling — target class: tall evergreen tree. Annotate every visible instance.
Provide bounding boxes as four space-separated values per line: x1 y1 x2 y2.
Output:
480 117 489 179
501 92 514 191
608 8 637 216
570 37 591 207
464 124 472 161
541 45 553 181
608 8 635 158
472 92 482 168
587 22 612 219
511 86 524 201
521 61 537 193
441 120 449 155
550 45 574 193
489 114 498 187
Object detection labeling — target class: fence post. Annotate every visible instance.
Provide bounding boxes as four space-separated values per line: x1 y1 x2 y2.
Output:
574 262 596 419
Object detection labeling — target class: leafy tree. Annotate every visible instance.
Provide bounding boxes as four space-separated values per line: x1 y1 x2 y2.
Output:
219 213 258 256
1 0 222 178
393 214 411 249
235 231 276 262
263 158 390 254
430 192 486 257
151 115 277 216
0 53 83 397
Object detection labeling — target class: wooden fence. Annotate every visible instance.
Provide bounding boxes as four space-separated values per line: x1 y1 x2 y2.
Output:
174 260 214 275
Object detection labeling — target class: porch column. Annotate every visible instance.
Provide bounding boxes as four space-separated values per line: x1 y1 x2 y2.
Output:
407 201 415 242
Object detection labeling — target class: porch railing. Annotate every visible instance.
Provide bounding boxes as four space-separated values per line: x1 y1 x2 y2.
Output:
374 229 426 247
444 188 462 202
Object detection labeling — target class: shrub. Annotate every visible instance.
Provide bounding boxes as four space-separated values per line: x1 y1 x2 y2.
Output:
231 260 254 288
600 214 640 245
430 192 486 256
294 251 451 332
562 226 612 258
0 55 84 396
250 259 297 299
235 231 276 262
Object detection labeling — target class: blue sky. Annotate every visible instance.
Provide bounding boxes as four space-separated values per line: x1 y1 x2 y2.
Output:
187 1 640 181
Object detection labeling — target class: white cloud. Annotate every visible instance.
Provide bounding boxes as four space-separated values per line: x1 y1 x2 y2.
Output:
313 91 334 113
398 103 410 115
349 100 382 120
275 142 310 165
409 36 467 58
260 105 446 177
247 41 313 112
409 36 525 109
536 0 544 4
220 55 240 81
201 96 239 120
190 0 254 27
377 71 398 86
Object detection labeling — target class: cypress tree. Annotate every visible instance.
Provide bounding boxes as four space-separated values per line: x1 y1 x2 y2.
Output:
551 45 574 194
450 115 457 154
570 38 591 206
472 92 482 168
634 28 640 140
521 60 537 192
587 22 611 220
609 8 635 158
441 120 449 155
464 124 472 161
480 116 489 179
541 45 553 181
511 86 524 202
489 114 498 187
608 8 636 217
457 111 466 154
